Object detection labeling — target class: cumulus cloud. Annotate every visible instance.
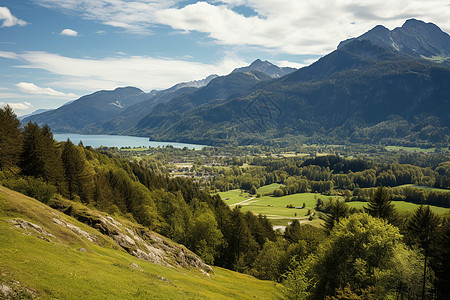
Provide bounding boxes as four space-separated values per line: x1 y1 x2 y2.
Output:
34 0 450 55
3 50 247 91
0 101 32 110
60 28 78 36
16 82 77 98
0 6 27 27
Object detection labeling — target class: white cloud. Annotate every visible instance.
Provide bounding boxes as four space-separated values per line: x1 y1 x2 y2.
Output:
0 6 27 27
0 101 32 110
60 28 78 36
3 50 247 92
0 51 19 59
34 0 450 55
16 82 78 98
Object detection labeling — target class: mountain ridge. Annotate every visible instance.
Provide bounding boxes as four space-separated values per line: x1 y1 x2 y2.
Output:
338 19 450 60
232 59 297 78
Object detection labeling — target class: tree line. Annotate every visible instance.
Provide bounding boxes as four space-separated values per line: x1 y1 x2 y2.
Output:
0 106 276 270
211 154 450 207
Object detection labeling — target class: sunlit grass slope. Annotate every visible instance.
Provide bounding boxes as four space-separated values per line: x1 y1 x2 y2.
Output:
0 186 280 299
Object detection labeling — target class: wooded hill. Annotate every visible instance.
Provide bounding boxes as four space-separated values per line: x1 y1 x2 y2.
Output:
2 106 450 298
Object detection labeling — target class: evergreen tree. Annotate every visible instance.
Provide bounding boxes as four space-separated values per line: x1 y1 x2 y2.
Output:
364 186 396 222
324 200 349 234
406 206 441 300
61 139 86 200
40 125 65 189
20 122 64 187
20 122 45 177
284 219 302 243
0 105 22 171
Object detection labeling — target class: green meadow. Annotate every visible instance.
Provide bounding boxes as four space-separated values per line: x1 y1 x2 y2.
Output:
0 186 280 299
216 189 252 205
347 200 449 215
238 193 340 218
257 183 283 195
385 145 437 153
219 186 449 227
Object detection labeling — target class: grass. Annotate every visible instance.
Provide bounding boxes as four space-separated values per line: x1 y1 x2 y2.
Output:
393 184 450 193
237 193 341 228
0 186 280 299
347 200 449 215
216 189 252 205
385 146 436 153
257 183 283 195
217 190 338 227
270 218 324 227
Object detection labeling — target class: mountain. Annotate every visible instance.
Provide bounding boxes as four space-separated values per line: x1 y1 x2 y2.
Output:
129 20 450 146
338 19 450 61
23 20 450 146
18 108 53 121
0 186 277 299
170 74 219 89
232 59 297 78
132 70 273 135
85 74 220 134
22 87 150 133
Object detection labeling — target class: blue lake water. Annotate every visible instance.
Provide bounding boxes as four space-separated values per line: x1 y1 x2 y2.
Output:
53 134 205 149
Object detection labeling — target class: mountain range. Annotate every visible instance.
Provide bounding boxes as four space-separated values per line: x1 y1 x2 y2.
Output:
23 19 450 147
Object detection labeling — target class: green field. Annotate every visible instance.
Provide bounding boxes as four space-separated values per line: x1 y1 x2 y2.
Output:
216 189 252 205
347 200 449 214
238 193 341 218
0 186 280 299
385 146 436 153
257 183 283 195
393 184 450 193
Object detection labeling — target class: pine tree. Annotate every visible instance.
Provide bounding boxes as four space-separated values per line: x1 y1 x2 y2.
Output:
324 199 349 233
365 186 396 222
20 122 45 177
61 139 86 200
407 206 441 300
40 125 65 188
284 219 302 243
20 122 64 186
0 105 22 171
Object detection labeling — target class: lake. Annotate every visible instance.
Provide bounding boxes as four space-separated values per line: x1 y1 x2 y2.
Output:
53 133 205 149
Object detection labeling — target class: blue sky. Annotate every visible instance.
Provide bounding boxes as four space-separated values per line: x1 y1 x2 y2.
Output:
1 0 449 116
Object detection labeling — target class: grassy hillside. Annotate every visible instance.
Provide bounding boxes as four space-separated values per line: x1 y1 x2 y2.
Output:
0 186 280 299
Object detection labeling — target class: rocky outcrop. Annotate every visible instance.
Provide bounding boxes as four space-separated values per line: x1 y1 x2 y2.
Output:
0 282 37 299
7 219 56 241
49 200 212 273
53 218 97 243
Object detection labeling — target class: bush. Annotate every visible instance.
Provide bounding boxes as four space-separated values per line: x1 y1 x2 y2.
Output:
1 176 57 203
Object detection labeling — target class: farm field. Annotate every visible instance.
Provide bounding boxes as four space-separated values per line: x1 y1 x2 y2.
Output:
217 189 252 205
347 200 449 214
393 184 450 193
238 193 341 218
385 145 437 153
257 183 283 195
219 188 449 227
